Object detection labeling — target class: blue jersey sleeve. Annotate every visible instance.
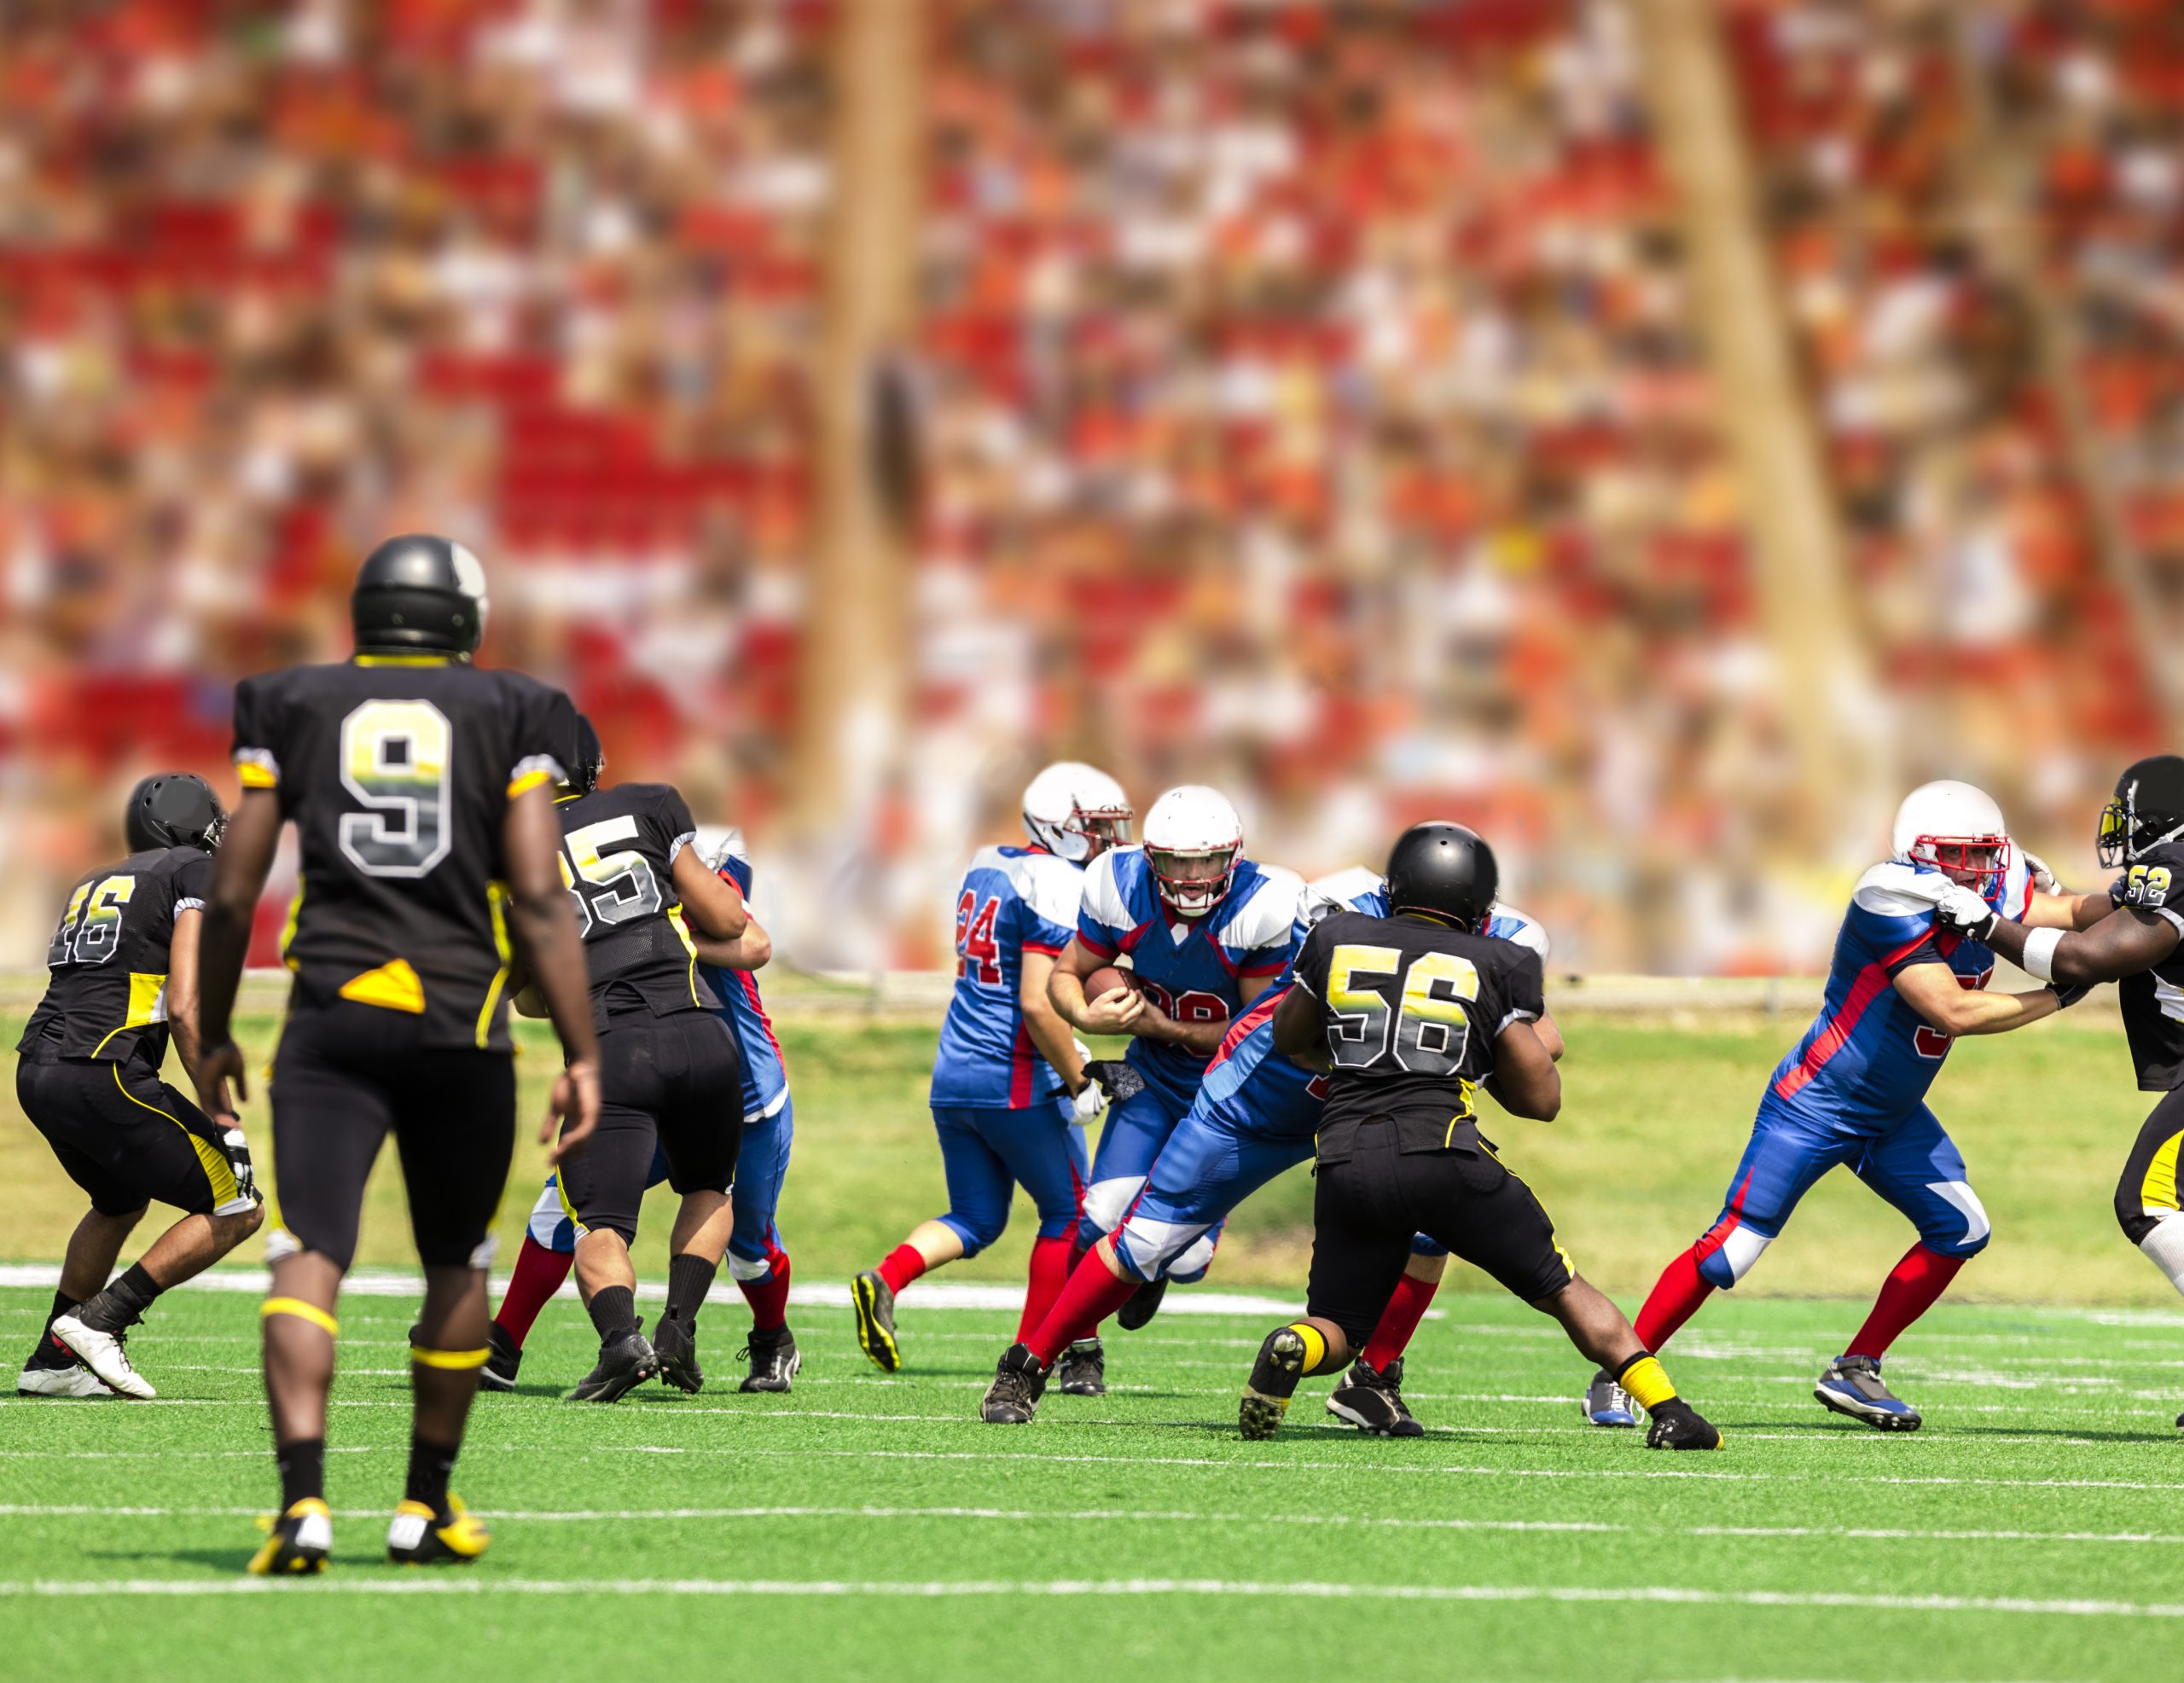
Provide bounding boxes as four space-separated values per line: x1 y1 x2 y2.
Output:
1075 851 1134 960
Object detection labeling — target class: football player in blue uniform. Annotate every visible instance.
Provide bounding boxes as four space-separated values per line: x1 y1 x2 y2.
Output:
485 805 800 1392
1936 755 2184 1426
983 839 1559 1426
851 764 1135 1379
1606 781 2082 1432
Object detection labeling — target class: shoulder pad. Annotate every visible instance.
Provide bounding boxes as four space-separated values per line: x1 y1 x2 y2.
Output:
1218 862 1305 951
1853 862 1949 919
1486 902 1550 961
1305 865 1385 909
1080 849 1136 932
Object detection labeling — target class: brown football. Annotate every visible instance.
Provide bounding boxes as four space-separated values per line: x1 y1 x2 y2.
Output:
1083 965 1136 1002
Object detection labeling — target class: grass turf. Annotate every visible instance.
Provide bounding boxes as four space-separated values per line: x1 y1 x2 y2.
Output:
6 1283 2184 1680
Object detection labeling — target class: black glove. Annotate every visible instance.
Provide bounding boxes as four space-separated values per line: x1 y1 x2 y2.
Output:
2049 982 2093 1010
1080 1059 1146 1104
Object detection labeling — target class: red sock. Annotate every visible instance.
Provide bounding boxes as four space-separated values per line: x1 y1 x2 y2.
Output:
1846 1244 1966 1361
877 1243 928 1297
1025 1250 1138 1367
493 1235 573 1348
1017 1235 1074 1344
1360 1272 1439 1371
737 1246 792 1332
1633 1246 1713 1354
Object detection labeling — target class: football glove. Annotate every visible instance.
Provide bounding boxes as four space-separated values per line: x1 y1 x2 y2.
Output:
1079 1059 1147 1106
1931 884 1999 943
2022 848 2065 896
2050 981 2093 1009
1067 1042 1105 1119
221 1127 260 1206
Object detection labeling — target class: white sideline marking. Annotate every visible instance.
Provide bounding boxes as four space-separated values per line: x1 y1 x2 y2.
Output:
2 1577 2181 1616
6 1501 2184 1548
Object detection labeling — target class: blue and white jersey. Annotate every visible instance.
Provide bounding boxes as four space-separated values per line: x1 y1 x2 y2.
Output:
932 844 1084 1109
1076 846 1303 1111
1766 853 2033 1130
1203 870 1551 1144
694 846 790 1123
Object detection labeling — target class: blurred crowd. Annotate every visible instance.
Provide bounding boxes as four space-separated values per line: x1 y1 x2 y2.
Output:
0 0 2176 974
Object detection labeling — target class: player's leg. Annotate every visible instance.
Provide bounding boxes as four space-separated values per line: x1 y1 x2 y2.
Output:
854 1106 1012 1372
49 1066 264 1399
559 1111 665 1402
20 1204 142 1396
1824 1107 1993 1431
382 1047 515 1565
1075 1082 1188 1329
1432 1150 1722 1451
2109 1088 2184 1425
728 1099 799 1391
250 1007 392 1574
649 1015 747 1393
483 1175 578 1390
1327 1239 1447 1436
979 1104 1100 1391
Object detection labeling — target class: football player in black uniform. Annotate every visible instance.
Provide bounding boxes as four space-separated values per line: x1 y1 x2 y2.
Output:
1251 821 1722 1449
520 716 751 1402
20 775 264 1400
1937 755 2184 1424
193 535 601 1574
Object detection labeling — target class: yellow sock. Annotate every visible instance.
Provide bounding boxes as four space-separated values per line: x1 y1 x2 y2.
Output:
1617 1354 1677 1411
1287 1322 1329 1374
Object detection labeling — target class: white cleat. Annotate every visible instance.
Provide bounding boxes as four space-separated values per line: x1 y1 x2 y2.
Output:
49 1314 155 1400
16 1364 117 1398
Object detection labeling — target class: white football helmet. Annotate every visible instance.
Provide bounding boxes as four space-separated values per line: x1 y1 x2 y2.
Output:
1141 785 1243 918
1891 780 2010 895
1022 762 1133 863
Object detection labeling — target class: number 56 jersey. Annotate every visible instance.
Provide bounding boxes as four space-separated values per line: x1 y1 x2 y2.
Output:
232 657 574 1053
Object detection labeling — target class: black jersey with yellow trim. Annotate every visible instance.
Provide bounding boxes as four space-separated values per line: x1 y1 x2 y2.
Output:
2109 841 2184 1091
231 656 574 1053
1290 908 1546 1160
17 845 215 1071
554 782 726 1030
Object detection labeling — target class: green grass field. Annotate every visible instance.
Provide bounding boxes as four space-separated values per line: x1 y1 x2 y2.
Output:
7 1001 2184 1678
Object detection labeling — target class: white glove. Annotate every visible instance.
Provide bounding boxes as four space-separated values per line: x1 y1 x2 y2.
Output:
1070 1041 1107 1118
2022 848 2062 896
221 1127 260 1206
1932 884 1999 941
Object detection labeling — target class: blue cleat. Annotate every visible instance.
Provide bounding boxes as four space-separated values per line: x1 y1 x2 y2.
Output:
1815 1354 1921 1431
1583 1367 1640 1427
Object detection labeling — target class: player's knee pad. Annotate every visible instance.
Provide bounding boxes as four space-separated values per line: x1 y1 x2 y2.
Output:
1165 1231 1218 1284
724 1247 773 1283
1693 1213 1770 1290
1078 1175 1146 1238
1112 1214 1210 1283
938 1210 1004 1259
527 1176 574 1252
1408 1233 1449 1258
1920 1180 1991 1257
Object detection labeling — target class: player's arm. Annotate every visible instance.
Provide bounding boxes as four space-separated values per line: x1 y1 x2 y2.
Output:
1533 1012 1565 1063
504 782 602 1162
1049 933 1145 1035
691 909 772 972
1019 949 1089 1094
166 907 220 1115
1967 900 2180 989
1269 981 1329 1070
1892 959 2059 1036
670 839 748 939
1130 981 1250 1057
1486 1019 1560 1121
194 788 282 1119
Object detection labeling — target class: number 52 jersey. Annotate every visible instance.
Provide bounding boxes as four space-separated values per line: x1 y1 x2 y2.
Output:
232 658 574 1052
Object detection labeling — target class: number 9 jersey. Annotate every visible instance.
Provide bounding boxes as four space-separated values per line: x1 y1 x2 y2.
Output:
231 658 575 1052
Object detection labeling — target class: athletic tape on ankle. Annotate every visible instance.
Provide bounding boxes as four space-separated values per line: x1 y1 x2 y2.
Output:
262 1297 339 1337
410 1344 491 1370
1287 1321 1327 1373
1617 1353 1677 1411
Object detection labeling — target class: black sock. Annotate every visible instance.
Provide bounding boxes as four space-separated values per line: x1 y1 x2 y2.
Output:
404 1432 458 1518
665 1253 718 1327
28 1292 79 1368
276 1436 327 1510
78 1263 157 1332
586 1285 637 1343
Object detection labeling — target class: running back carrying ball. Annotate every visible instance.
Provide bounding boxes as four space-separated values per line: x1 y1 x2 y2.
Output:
1082 965 1134 1005
1255 821 1723 1451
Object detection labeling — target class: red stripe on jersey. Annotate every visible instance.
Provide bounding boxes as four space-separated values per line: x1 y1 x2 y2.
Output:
1210 985 1285 1071
739 971 786 1072
1022 941 1065 957
1770 929 1931 1102
1077 930 1122 960
1009 1020 1036 1108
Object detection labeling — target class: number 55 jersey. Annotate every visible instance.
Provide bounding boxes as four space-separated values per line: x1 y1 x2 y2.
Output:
231 658 574 1052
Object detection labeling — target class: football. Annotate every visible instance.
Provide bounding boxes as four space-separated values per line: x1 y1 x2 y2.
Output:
1083 964 1137 1002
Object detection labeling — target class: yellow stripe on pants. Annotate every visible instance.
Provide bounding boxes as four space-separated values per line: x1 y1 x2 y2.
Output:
111 1065 239 1210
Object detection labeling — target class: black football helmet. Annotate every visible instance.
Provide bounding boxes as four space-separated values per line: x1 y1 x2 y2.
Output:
2099 755 2184 868
351 534 489 656
572 714 605 794
1384 821 1498 931
125 773 225 854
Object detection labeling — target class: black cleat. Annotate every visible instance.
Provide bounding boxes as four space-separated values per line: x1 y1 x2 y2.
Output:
566 1326 659 1402
851 1269 902 1373
979 1343 1047 1424
739 1325 800 1393
386 1494 490 1564
1240 1326 1307 1441
1583 1367 1640 1427
1117 1276 1168 1332
479 1322 521 1394
653 1314 704 1394
1326 1356 1424 1437
1054 1338 1106 1397
247 1498 333 1576
1644 1397 1724 1451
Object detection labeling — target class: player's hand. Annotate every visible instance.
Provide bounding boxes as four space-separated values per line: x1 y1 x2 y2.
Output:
1080 1059 1147 1104
195 1038 249 1120
1128 995 1179 1043
1932 884 1999 943
543 1059 601 1165
2023 848 2064 896
1077 984 1144 1036
220 1127 258 1204
1070 1077 1107 1121
2049 981 2093 1009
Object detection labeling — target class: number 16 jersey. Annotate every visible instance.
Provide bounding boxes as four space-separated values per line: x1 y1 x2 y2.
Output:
232 656 574 1053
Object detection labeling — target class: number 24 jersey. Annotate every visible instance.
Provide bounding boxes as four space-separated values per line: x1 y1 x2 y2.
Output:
232 657 574 1052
